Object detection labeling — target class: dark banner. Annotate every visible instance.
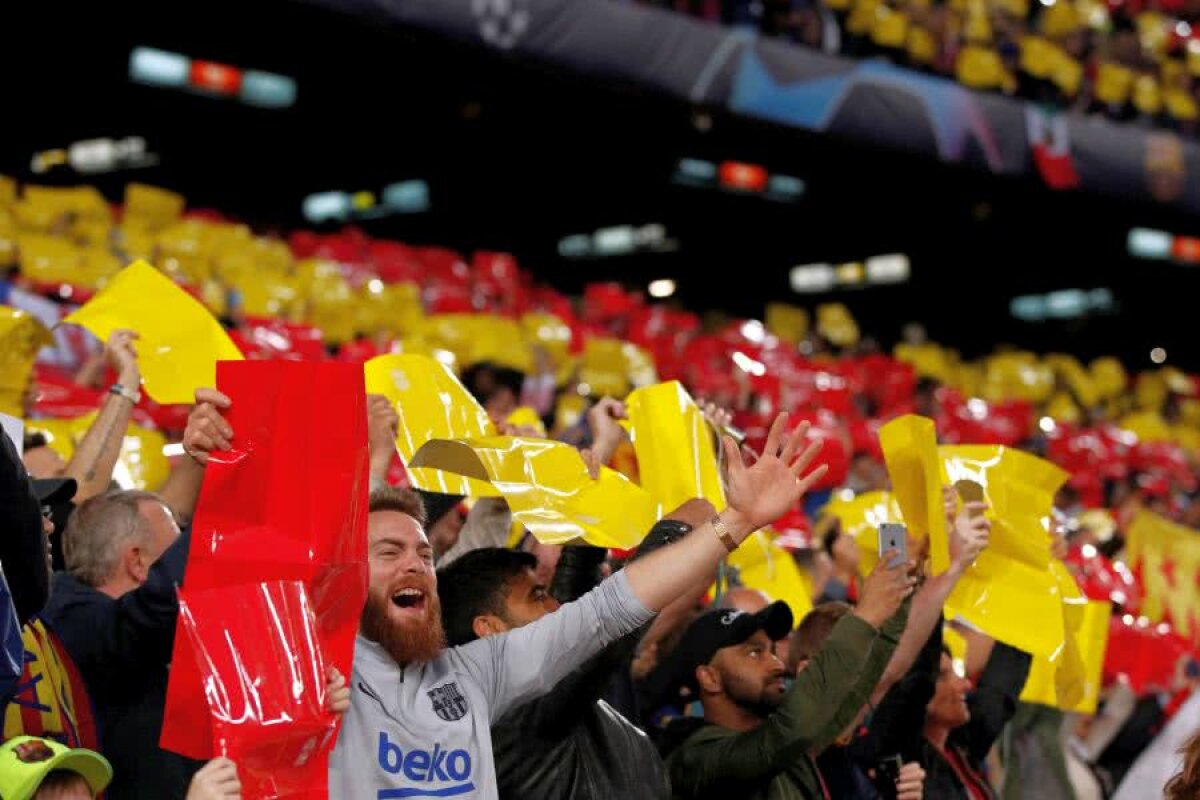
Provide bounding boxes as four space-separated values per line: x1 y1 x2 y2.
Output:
308 0 1200 214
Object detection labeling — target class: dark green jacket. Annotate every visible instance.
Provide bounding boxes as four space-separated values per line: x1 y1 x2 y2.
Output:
667 602 908 800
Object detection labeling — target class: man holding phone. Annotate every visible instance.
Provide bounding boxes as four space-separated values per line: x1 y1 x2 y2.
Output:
666 554 916 800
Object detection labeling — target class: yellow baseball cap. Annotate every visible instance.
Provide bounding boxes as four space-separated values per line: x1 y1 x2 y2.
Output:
0 737 112 800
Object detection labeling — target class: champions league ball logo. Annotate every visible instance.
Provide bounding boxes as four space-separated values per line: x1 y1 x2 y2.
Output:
471 0 531 50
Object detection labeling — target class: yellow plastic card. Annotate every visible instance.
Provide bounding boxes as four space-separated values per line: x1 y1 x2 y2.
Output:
63 261 243 404
816 304 860 348
505 407 547 437
124 184 185 229
880 415 950 574
409 435 660 548
521 313 573 369
1124 512 1200 641
364 354 500 497
421 315 531 373
941 445 1070 658
1020 568 1110 713
727 531 814 622
0 308 53 417
1119 410 1172 443
894 342 956 386
1090 357 1127 400
820 490 904 577
0 175 15 207
765 303 809 345
625 381 726 509
25 415 170 491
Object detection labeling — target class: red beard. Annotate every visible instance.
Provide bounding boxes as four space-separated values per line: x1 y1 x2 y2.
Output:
360 584 447 665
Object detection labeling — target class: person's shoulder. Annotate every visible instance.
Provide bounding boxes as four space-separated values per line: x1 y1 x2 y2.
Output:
669 719 731 756
426 643 492 688
41 573 104 617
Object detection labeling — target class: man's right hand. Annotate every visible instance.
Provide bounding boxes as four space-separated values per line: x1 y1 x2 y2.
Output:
950 501 990 571
367 393 399 478
182 388 233 465
722 413 828 535
105 328 142 388
186 758 241 800
855 554 916 629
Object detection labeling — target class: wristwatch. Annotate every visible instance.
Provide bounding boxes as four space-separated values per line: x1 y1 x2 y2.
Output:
109 383 141 404
711 513 739 553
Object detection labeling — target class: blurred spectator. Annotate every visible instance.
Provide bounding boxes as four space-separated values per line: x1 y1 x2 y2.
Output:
0 736 111 800
461 361 525 425
415 489 467 561
920 643 1032 798
40 489 199 800
665 557 912 800
818 518 861 603
438 546 671 800
23 330 141 568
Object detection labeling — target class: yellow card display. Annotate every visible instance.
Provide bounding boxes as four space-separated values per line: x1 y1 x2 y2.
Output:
880 415 950 574
62 261 243 404
26 415 170 491
1020 577 1110 714
409 436 660 549
819 490 904 577
941 445 1070 658
625 381 726 510
1124 511 1200 641
0 308 52 416
364 354 500 498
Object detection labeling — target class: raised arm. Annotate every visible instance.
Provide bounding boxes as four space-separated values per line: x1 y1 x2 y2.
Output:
625 414 827 612
62 330 141 502
671 558 914 790
954 640 1032 762
872 497 990 703
460 414 830 720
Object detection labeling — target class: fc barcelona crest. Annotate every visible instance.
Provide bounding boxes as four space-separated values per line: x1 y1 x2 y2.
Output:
427 682 469 722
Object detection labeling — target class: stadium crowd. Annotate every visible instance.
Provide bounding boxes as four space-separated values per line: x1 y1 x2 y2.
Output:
2 178 1200 799
632 0 1200 135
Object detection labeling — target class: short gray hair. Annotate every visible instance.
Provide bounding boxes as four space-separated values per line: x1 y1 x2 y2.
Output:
63 490 162 587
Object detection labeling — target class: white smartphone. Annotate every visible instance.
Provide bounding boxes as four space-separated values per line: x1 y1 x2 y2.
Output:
878 522 908 569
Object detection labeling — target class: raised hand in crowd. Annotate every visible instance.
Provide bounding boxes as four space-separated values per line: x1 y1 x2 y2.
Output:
721 415 827 532
185 757 242 800
182 388 234 465
854 552 917 629
949 500 991 572
625 414 826 614
700 400 732 431
52 329 143 504
366 393 399 487
873 489 991 700
585 396 628 465
106 328 141 389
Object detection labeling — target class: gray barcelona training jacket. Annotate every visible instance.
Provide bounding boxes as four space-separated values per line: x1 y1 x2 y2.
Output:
329 569 654 799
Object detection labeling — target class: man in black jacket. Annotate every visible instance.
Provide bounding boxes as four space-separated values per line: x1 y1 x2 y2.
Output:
433 504 710 800
39 488 202 800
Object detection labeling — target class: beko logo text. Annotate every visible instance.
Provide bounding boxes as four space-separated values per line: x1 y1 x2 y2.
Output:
376 732 475 798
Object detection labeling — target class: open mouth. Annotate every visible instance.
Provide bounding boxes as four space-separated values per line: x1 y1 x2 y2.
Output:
391 587 428 613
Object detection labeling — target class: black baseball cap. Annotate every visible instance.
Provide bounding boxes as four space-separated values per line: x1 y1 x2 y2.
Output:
32 477 76 506
669 601 794 692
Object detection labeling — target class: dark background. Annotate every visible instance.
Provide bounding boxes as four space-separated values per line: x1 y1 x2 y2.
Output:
4 0 1198 366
